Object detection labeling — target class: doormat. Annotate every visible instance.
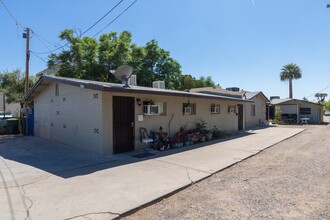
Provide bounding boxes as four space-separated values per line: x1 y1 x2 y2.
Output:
131 152 155 158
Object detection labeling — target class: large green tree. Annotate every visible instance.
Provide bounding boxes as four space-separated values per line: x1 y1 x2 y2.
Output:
48 30 183 89
48 29 216 90
280 63 302 98
180 75 216 90
0 69 35 104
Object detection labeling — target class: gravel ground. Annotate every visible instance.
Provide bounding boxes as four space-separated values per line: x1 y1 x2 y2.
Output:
123 121 330 220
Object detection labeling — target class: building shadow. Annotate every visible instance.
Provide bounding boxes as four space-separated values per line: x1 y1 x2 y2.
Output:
0 130 258 179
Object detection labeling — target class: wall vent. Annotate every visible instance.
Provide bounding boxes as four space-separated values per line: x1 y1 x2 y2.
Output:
152 81 165 89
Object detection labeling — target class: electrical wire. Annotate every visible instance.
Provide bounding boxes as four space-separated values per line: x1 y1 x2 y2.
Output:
80 0 124 37
0 0 24 28
31 31 51 52
92 0 138 37
306 85 330 98
30 51 48 63
32 30 59 48
33 0 126 55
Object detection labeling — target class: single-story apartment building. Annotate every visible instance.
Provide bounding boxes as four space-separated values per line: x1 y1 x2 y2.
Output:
25 75 254 155
191 87 270 128
270 98 323 124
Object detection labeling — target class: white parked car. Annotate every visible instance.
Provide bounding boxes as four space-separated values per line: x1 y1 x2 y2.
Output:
324 110 330 116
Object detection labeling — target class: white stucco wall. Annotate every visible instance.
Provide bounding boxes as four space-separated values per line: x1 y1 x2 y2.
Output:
34 83 104 154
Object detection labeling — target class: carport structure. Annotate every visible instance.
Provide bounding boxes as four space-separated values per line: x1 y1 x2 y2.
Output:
270 98 323 124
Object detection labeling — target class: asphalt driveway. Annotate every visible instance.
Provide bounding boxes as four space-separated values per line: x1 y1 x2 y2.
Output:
0 127 304 220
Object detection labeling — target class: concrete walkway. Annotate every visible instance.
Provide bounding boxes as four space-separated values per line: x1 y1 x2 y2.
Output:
0 127 304 220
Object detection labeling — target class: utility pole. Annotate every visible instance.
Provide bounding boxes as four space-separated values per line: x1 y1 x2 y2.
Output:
23 27 30 108
22 28 30 136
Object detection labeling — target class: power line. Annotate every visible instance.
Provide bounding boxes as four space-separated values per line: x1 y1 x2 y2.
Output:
80 0 124 36
93 0 138 37
32 30 59 48
306 85 330 98
31 31 51 52
33 0 126 55
0 0 24 28
30 51 48 64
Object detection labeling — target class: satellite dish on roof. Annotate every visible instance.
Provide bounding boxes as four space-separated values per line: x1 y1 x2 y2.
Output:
113 65 133 88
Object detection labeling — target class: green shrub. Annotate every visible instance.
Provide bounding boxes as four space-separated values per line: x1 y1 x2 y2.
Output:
212 126 227 139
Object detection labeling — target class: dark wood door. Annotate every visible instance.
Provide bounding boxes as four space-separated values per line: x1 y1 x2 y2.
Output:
237 104 243 130
113 96 135 154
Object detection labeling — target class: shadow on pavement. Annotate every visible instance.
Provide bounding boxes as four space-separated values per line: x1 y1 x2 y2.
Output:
0 129 257 179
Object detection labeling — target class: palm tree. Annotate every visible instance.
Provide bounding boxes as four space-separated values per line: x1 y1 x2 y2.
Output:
280 63 302 98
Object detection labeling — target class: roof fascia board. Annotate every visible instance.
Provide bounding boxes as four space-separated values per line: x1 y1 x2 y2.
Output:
25 75 253 103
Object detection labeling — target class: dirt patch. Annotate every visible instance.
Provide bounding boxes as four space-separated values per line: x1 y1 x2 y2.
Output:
123 124 330 219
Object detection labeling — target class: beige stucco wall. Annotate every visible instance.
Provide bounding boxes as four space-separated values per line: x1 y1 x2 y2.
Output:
245 94 267 128
101 91 246 153
34 83 104 154
33 82 249 155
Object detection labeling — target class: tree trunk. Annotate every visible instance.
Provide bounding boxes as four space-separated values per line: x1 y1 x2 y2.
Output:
289 79 293 98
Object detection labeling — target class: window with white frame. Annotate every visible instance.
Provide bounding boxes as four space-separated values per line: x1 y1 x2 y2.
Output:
183 103 196 115
211 104 220 114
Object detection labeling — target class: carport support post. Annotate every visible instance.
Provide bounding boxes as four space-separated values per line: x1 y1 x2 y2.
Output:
296 103 299 124
3 93 5 118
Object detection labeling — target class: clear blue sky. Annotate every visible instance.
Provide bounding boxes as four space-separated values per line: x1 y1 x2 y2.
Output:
1 0 330 101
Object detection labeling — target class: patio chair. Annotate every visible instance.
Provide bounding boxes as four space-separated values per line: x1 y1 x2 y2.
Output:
140 127 154 145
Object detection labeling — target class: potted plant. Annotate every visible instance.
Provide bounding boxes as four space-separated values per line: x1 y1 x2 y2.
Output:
196 120 208 141
199 133 206 142
205 130 213 141
191 133 199 143
169 138 177 148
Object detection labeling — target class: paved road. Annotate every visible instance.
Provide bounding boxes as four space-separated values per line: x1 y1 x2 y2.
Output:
124 123 330 219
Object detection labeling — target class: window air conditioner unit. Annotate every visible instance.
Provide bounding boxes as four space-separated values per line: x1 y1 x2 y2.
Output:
184 107 192 115
128 74 137 86
211 106 220 114
152 81 166 89
143 105 160 115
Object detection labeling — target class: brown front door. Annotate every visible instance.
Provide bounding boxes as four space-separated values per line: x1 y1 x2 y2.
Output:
113 96 135 154
237 104 243 130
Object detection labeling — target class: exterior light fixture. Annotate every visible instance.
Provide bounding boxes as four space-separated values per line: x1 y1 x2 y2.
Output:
136 98 142 106
187 98 191 107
